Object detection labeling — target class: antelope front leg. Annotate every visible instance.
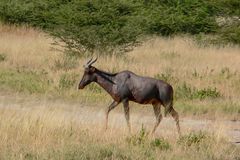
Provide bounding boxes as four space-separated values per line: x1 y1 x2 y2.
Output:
123 99 131 133
105 101 119 130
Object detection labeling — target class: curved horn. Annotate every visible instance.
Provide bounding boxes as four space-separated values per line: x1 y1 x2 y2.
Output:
88 57 98 66
86 57 93 65
83 57 93 68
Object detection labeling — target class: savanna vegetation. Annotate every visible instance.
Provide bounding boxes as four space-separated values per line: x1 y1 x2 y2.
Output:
0 24 240 159
0 0 240 159
0 95 239 159
0 0 239 54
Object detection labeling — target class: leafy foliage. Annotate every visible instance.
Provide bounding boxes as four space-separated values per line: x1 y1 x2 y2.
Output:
0 0 239 55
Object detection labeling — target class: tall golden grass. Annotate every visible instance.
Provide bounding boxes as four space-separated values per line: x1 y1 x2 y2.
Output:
1 24 240 97
1 24 239 117
0 24 240 159
0 95 239 160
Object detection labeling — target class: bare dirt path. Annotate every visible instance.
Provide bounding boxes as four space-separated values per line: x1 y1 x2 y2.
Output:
0 94 239 145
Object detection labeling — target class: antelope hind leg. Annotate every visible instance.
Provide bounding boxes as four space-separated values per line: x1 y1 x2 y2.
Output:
151 103 163 134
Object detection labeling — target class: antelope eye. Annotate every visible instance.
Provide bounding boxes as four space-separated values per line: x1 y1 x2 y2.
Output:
85 68 90 73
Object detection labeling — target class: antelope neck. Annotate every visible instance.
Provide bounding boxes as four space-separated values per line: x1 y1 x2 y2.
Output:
94 69 116 94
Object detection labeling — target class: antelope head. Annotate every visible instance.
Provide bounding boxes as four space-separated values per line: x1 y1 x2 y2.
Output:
78 57 98 89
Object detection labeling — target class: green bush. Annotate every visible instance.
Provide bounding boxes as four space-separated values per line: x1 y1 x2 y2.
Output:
144 1 218 35
220 25 240 44
193 87 221 99
1 0 239 55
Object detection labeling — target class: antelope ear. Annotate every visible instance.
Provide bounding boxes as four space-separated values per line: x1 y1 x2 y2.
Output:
89 67 96 72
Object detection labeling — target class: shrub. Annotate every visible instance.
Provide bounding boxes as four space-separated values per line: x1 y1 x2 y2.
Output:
220 25 240 44
192 87 221 99
1 0 239 55
145 1 218 36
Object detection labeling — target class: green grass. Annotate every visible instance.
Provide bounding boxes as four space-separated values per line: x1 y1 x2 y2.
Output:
58 73 78 90
175 100 240 118
54 54 78 71
0 69 50 94
0 68 238 119
175 82 221 100
177 131 208 147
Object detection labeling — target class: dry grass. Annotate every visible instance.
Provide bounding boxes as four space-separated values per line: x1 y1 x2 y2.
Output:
0 24 240 159
128 37 240 99
0 24 240 118
0 24 58 70
0 95 239 160
1 24 240 96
